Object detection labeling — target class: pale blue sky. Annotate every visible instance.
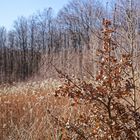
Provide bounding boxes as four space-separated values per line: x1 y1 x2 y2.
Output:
0 0 109 30
0 0 69 29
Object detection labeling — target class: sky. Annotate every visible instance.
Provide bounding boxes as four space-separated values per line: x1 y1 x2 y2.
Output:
0 0 69 30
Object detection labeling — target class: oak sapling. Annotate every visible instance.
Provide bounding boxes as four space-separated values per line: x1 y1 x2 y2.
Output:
54 19 139 139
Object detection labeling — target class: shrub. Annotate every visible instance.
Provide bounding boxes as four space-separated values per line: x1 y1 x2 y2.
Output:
53 19 140 140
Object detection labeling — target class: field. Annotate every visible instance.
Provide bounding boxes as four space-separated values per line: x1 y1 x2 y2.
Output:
1 78 140 140
0 79 97 140
0 0 140 139
0 79 65 140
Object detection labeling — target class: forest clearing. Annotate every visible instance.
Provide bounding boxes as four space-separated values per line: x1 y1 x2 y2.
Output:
1 0 140 139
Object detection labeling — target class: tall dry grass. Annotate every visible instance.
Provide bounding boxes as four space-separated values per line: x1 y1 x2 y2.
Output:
0 79 65 140
0 79 95 140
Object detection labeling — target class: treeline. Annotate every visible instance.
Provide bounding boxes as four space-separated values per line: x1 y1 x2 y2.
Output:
0 0 140 83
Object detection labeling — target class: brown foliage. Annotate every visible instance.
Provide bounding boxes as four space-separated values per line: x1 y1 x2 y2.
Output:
53 19 140 139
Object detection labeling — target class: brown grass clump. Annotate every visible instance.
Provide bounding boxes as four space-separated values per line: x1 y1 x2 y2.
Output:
0 80 69 140
1 79 98 140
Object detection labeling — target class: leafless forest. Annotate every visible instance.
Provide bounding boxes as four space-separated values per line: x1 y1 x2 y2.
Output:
1 0 140 139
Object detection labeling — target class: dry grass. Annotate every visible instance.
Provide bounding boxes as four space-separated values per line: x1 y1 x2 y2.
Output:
1 78 140 140
0 79 94 140
0 79 69 140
